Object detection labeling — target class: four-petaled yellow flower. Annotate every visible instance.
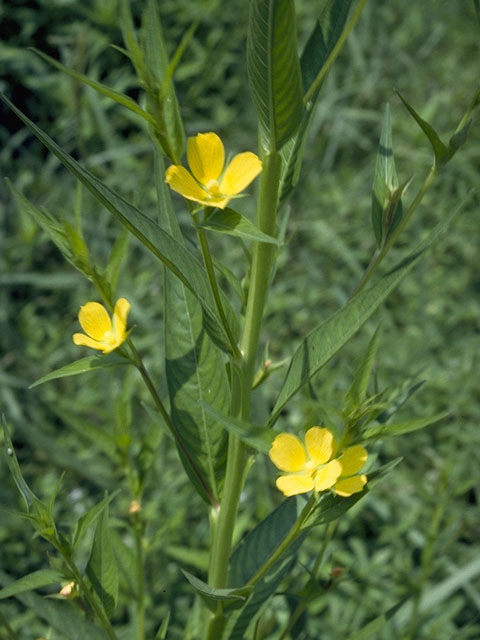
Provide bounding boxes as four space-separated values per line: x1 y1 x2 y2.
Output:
73 298 130 354
269 427 368 498
165 132 262 209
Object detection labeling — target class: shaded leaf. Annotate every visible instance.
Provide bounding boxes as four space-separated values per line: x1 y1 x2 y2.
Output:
154 611 171 640
182 571 249 613
280 0 354 205
157 150 229 505
199 208 279 245
269 206 461 425
202 402 274 454
85 504 119 618
29 355 130 389
345 600 406 640
0 570 63 600
247 0 303 151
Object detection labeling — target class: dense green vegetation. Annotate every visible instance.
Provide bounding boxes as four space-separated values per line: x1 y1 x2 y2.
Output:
1 1 479 638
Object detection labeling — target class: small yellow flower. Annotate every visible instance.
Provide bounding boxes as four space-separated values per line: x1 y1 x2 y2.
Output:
269 427 368 498
73 298 130 354
165 132 262 209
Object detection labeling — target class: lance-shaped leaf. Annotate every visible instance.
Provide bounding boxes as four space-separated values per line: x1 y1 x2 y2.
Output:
157 150 229 505
344 325 382 416
182 571 249 612
269 205 461 425
141 0 185 161
247 0 303 151
396 91 450 167
0 570 63 600
30 49 156 126
202 402 274 454
362 412 448 441
279 0 354 205
371 104 403 247
85 504 119 619
0 94 238 354
29 355 130 389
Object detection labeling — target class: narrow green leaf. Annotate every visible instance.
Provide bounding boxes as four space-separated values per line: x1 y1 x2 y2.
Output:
269 207 460 425
247 0 304 151
29 355 130 389
202 402 274 454
396 91 449 167
0 570 108 640
0 94 238 353
304 458 402 528
154 611 171 640
199 208 279 245
119 0 147 80
362 412 448 441
0 570 63 600
3 420 36 510
142 0 185 161
344 325 382 414
72 492 121 549
448 119 471 153
85 504 119 618
30 48 156 126
182 571 249 613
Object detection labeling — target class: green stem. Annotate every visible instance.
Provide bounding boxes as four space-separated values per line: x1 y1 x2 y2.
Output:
352 165 437 295
205 152 282 639
303 0 368 104
196 222 242 359
0 611 19 640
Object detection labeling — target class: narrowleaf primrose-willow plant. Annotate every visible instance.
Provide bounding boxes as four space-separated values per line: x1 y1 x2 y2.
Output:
1 1 479 639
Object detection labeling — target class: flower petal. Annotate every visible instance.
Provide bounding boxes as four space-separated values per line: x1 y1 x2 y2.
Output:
165 165 212 204
78 302 112 340
73 333 107 351
314 459 342 492
220 152 262 195
338 445 368 477
305 427 336 466
276 473 314 496
187 132 225 184
269 433 307 472
334 474 367 497
112 298 130 342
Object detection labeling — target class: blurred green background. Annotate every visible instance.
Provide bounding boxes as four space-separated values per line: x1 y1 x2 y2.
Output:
1 0 479 638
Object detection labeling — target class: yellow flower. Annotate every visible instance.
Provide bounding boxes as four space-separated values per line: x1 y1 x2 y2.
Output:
73 298 130 354
269 427 368 498
165 132 262 209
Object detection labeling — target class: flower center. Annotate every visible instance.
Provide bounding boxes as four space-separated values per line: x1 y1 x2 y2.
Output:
102 329 115 345
205 179 222 197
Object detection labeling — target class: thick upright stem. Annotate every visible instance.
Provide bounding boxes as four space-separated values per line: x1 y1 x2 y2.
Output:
205 152 282 638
